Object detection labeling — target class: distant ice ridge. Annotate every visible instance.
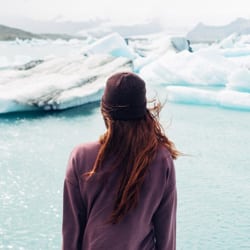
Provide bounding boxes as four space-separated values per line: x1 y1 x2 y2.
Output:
0 38 91 69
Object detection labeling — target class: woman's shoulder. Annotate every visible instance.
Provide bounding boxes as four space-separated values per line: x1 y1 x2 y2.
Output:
66 141 101 179
71 141 101 158
155 144 173 162
148 145 176 189
151 145 175 174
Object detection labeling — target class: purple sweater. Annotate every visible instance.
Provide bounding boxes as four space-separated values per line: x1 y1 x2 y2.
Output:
62 141 177 250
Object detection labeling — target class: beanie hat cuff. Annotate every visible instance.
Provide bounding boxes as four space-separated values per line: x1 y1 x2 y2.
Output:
101 98 147 120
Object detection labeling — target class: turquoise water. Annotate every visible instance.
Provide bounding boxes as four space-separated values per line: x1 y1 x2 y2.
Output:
0 101 250 250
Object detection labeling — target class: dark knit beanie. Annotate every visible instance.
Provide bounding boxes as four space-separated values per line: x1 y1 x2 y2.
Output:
102 72 147 120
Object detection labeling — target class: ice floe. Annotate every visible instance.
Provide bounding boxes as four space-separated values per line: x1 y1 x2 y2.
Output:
166 86 250 111
0 32 250 114
0 54 132 113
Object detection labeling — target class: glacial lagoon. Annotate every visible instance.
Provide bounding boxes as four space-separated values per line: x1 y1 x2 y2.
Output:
0 34 250 249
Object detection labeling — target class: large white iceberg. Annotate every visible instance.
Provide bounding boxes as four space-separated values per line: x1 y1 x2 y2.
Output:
0 54 132 114
0 33 140 114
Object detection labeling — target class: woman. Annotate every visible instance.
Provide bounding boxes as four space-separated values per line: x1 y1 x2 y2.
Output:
62 72 179 250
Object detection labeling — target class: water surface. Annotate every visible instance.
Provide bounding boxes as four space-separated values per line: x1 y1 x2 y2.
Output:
0 102 249 250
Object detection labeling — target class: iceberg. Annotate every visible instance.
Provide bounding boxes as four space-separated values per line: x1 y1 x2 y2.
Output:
1 31 250 114
128 34 192 71
214 34 250 57
218 90 250 110
218 33 240 49
0 33 145 114
0 38 90 69
84 33 136 60
140 49 235 86
171 37 192 52
227 68 250 92
0 55 33 69
166 86 218 106
0 54 132 114
166 86 250 110
221 48 250 57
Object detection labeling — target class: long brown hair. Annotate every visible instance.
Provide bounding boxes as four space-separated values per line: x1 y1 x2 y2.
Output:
85 101 180 224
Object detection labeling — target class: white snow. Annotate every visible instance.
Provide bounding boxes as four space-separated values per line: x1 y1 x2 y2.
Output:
1 32 250 114
140 49 235 86
227 68 250 92
0 54 132 113
166 86 218 106
84 33 136 60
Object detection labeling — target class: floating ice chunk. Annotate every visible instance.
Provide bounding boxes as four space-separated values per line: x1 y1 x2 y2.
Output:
141 49 235 86
171 37 192 52
128 34 192 71
0 55 32 69
14 55 32 66
0 54 132 114
217 33 250 51
166 86 250 110
218 90 250 110
216 34 250 57
166 86 218 105
85 33 136 60
227 68 250 92
218 33 240 49
220 48 250 57
0 56 9 69
237 34 250 45
0 97 38 114
54 79 104 110
129 34 191 56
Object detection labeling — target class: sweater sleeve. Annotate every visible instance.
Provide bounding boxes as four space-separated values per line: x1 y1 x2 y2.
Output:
153 155 177 250
62 149 86 250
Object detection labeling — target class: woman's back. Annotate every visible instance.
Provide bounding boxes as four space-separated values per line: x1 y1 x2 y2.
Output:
63 141 176 250
62 72 179 250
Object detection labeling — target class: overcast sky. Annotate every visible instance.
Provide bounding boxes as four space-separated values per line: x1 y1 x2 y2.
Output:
0 0 250 27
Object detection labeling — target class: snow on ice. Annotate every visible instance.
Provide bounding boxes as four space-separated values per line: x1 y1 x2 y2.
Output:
0 32 250 114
